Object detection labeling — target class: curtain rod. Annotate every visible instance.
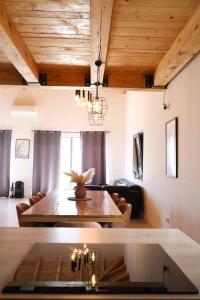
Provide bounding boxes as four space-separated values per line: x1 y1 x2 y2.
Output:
32 130 111 133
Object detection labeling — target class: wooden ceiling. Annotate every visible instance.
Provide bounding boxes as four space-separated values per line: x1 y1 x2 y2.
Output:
0 0 200 88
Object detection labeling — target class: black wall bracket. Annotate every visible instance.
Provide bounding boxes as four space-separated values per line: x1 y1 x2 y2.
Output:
22 73 47 86
85 73 109 87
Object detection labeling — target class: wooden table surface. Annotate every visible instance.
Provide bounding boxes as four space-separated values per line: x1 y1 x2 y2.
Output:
21 190 123 224
0 228 200 299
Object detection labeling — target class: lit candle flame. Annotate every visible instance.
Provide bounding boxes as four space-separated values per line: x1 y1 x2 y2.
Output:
91 252 95 262
91 274 96 287
71 253 75 261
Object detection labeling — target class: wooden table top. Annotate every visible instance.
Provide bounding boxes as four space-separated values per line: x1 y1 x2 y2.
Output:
21 190 123 223
0 228 200 299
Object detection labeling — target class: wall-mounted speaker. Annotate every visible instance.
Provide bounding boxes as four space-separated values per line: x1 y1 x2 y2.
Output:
15 181 24 198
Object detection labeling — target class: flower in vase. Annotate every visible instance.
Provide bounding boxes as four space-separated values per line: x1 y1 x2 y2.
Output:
64 168 95 184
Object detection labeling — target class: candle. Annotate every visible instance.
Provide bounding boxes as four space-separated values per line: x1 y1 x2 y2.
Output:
91 252 95 263
83 249 87 265
71 253 76 272
77 250 81 270
86 248 89 263
91 274 96 288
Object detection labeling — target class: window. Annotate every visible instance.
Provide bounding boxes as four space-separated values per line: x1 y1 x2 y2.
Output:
59 132 81 190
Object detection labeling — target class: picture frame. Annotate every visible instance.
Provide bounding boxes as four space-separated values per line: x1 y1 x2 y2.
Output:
166 118 178 178
133 132 143 180
15 139 30 159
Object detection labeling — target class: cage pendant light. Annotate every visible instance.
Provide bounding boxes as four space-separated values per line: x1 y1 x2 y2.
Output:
87 61 108 126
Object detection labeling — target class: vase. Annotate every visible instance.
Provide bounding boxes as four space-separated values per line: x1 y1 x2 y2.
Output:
75 183 86 200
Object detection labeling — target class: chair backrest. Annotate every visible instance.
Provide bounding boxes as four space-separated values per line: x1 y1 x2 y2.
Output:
54 222 102 228
111 193 119 203
16 203 31 227
37 192 46 199
29 195 40 206
113 203 132 228
115 197 126 207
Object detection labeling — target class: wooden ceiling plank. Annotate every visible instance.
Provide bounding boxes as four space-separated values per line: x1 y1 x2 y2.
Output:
5 1 90 13
21 33 90 39
30 46 90 55
24 37 90 47
16 24 90 36
90 0 113 84
111 20 187 30
154 4 200 86
0 2 39 83
109 36 174 50
113 6 196 17
115 0 200 9
111 27 180 38
7 10 90 19
12 17 90 26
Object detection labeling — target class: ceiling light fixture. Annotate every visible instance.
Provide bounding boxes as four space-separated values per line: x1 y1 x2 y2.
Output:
87 60 108 126
75 90 91 106
74 1 108 126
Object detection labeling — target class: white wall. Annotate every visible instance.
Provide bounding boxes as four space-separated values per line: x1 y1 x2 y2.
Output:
0 87 126 196
124 52 200 243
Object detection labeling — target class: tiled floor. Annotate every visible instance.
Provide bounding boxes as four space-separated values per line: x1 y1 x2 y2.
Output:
0 197 153 228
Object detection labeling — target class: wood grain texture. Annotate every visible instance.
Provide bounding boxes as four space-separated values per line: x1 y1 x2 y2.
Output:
0 1 39 82
0 228 200 299
107 0 199 73
5 1 90 13
3 0 90 66
90 0 113 84
38 64 89 86
0 63 22 85
154 4 200 86
20 190 123 223
0 0 199 87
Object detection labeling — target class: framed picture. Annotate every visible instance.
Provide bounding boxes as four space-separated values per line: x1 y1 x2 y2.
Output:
166 118 178 178
133 132 143 179
15 139 30 159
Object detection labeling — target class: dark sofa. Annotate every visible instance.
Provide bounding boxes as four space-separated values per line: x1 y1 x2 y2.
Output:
86 178 143 219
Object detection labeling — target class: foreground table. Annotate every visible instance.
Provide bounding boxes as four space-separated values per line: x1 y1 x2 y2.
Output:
21 190 122 226
0 228 200 299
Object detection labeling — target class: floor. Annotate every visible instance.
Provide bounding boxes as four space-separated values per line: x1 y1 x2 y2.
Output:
0 197 153 228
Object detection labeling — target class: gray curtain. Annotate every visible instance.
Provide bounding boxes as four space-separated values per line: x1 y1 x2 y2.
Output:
0 130 11 197
32 131 61 195
81 131 106 185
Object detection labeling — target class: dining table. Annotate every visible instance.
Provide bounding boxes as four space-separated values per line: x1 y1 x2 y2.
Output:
20 190 123 227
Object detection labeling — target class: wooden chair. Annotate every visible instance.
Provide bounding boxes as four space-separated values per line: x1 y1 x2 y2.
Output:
111 193 119 203
29 195 40 206
37 192 46 199
16 203 32 227
54 222 102 228
103 203 132 228
115 197 126 207
114 203 132 228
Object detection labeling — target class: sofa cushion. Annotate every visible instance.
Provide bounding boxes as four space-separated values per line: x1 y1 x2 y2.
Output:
115 178 142 191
